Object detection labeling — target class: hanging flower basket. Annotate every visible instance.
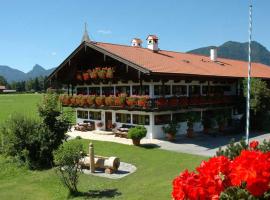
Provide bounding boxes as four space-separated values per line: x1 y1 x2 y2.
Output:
95 96 105 106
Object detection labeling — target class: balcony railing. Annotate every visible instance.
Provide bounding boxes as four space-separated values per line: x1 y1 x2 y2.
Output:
60 95 237 111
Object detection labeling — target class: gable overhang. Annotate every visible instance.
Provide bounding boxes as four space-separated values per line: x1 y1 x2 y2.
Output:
47 41 151 83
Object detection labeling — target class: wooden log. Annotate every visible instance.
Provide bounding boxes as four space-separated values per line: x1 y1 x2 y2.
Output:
79 155 120 171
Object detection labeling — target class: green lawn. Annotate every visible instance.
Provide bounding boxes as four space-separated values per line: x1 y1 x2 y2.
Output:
0 94 206 199
0 94 42 122
0 139 205 200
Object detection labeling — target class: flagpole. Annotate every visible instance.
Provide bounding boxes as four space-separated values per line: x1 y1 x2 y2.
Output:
246 3 252 145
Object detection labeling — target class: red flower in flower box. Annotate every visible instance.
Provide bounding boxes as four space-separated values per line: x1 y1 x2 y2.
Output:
168 97 178 107
82 72 90 81
156 98 167 107
137 96 149 108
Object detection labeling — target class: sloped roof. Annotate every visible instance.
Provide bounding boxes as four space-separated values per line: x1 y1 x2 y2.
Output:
92 42 270 79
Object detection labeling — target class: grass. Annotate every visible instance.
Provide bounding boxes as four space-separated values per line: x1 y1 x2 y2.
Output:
0 139 205 200
0 94 206 199
0 93 42 122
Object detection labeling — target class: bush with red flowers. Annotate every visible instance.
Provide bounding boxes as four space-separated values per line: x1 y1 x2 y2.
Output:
172 140 270 200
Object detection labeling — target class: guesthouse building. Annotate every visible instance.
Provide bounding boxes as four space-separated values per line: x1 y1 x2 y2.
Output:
47 28 270 139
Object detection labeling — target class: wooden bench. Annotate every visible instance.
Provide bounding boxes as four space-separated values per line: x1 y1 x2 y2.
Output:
113 124 135 138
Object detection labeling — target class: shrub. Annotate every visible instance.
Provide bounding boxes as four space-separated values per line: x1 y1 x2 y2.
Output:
0 92 71 169
0 114 48 168
128 126 147 140
54 140 85 195
217 138 270 159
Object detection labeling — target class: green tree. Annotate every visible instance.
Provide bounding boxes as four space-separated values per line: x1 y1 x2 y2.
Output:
53 140 85 195
243 78 270 113
0 75 7 86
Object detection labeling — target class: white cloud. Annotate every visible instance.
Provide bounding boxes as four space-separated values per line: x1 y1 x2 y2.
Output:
97 29 112 35
51 52 57 56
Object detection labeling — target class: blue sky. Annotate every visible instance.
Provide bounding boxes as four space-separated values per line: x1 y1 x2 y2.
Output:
0 0 269 72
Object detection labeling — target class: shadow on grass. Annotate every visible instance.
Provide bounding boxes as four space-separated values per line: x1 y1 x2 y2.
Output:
68 189 121 199
140 143 160 149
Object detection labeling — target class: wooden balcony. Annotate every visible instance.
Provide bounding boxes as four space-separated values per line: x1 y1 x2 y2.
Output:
60 95 237 112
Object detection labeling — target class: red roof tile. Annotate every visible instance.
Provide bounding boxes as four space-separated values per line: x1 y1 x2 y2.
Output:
93 42 270 79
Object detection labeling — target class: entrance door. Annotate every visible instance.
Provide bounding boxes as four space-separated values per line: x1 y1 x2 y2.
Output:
105 112 113 131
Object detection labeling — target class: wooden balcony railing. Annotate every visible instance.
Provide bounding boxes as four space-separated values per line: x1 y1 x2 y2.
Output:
60 95 237 111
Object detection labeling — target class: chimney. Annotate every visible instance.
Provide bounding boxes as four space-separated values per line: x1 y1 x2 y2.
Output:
131 38 142 47
146 35 159 52
210 48 217 61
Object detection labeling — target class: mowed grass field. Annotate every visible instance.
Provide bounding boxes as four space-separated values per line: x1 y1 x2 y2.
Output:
0 93 42 123
0 94 206 200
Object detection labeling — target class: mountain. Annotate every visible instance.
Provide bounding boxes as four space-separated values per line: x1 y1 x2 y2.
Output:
187 41 270 66
0 64 55 82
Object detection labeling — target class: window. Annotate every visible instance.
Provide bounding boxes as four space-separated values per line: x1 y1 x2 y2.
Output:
222 85 231 92
102 87 114 96
77 87 87 95
132 85 150 95
77 110 88 119
133 114 150 125
154 114 171 125
154 85 171 96
89 111 101 120
188 85 200 96
202 85 209 95
89 87 100 95
116 86 130 96
172 85 187 96
116 113 131 123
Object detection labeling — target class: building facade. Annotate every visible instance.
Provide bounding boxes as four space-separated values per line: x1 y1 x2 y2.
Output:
48 30 270 139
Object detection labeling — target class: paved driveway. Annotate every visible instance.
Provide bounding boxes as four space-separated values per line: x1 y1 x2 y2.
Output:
158 132 270 157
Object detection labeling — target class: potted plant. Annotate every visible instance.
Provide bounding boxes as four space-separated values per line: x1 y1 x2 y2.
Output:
70 96 76 106
156 97 167 108
127 126 147 146
137 96 149 108
59 95 70 106
96 121 103 131
90 69 98 79
168 97 178 107
79 95 88 107
216 114 227 133
95 96 105 106
86 95 95 106
106 67 114 78
97 68 106 79
162 121 179 141
202 116 213 134
126 96 138 107
82 71 90 81
186 112 201 138
105 96 114 106
114 93 126 107
75 95 82 106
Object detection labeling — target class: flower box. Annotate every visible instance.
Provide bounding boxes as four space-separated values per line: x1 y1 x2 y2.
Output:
95 96 105 106
106 67 114 78
137 96 149 108
126 96 138 107
156 98 167 107
105 96 115 106
86 95 95 106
